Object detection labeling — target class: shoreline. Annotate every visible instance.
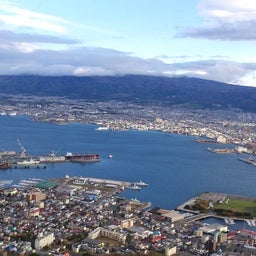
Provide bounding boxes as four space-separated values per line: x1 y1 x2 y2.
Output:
1 114 255 156
177 192 256 222
0 115 256 212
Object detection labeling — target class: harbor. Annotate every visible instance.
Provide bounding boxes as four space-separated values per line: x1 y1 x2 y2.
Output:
176 192 256 228
0 147 101 170
0 116 256 212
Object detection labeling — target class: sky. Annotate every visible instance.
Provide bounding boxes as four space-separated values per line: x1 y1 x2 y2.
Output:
1 0 256 86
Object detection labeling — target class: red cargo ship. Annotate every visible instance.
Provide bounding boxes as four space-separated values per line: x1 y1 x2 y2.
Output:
65 152 100 163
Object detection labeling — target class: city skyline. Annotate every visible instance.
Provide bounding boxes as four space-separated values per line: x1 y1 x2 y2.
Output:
1 0 256 86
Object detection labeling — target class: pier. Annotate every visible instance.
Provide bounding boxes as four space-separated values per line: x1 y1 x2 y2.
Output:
74 176 132 187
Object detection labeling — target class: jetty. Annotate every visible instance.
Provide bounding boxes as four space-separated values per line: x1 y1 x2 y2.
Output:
72 176 132 187
238 156 256 166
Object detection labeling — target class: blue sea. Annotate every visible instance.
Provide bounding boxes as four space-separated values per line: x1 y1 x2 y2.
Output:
1 115 256 230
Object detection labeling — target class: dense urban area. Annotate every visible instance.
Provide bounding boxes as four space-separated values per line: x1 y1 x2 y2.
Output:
1 176 256 256
1 93 256 256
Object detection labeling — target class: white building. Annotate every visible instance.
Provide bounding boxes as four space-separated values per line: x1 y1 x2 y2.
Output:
217 135 227 144
34 232 55 250
165 245 177 256
88 227 126 243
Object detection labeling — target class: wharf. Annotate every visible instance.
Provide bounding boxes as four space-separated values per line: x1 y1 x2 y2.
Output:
195 139 216 144
208 147 236 154
12 163 46 169
238 157 256 166
74 176 132 187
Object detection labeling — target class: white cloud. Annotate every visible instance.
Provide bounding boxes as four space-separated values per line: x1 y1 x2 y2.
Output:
199 0 256 12
0 0 69 33
231 71 256 87
0 0 256 87
73 66 115 76
176 0 256 40
162 69 207 77
0 29 80 45
11 42 39 53
0 45 255 87
198 0 256 21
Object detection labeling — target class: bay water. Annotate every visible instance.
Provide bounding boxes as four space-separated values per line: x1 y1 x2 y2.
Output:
1 115 256 213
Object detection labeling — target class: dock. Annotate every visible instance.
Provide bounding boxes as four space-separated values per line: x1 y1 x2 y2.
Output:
12 163 46 169
238 157 256 166
73 176 132 187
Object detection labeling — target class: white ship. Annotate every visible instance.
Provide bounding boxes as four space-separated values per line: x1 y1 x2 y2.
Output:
17 158 40 165
127 184 141 190
95 126 109 131
13 158 46 169
134 180 149 187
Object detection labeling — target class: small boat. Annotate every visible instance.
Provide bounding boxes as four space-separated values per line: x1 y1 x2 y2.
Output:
134 180 149 187
127 184 141 190
131 198 140 203
108 154 113 158
0 162 11 169
95 126 109 131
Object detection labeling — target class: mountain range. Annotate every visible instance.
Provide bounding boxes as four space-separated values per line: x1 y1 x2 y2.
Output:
0 75 256 112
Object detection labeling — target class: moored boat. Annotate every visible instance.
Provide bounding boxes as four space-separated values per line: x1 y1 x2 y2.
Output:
13 158 46 169
0 162 11 169
134 180 149 187
65 152 100 163
127 183 141 190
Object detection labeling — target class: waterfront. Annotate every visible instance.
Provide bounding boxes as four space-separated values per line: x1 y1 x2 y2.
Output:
1 115 256 212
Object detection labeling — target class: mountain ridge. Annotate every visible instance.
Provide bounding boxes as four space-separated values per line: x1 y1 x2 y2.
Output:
0 74 256 112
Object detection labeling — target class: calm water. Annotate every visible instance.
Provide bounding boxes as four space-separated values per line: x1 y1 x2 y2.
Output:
1 115 256 212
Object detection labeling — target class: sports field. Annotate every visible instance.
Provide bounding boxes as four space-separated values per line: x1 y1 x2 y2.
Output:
214 197 256 217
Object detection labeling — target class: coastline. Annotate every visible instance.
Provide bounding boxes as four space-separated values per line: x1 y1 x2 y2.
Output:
1 115 256 212
177 192 256 222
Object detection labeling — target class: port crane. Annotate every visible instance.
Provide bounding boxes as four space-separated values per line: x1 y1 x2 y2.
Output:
17 138 26 158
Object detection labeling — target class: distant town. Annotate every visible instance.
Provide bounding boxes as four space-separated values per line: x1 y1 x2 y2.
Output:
1 93 256 153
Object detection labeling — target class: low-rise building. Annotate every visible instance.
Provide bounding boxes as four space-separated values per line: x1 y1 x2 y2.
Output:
34 232 55 250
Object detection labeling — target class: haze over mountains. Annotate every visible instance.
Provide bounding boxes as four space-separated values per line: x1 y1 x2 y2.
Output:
1 75 256 113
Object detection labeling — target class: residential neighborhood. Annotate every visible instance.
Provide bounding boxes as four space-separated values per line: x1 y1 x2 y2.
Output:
0 176 256 255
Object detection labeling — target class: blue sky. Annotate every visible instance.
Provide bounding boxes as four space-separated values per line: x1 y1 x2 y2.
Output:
1 0 256 86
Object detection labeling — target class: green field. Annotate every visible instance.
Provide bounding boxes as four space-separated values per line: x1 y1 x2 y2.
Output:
214 198 256 217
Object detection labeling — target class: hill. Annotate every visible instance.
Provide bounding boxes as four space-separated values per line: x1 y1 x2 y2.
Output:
0 74 256 112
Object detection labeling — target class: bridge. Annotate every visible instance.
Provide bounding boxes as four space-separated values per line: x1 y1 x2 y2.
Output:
185 213 213 223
